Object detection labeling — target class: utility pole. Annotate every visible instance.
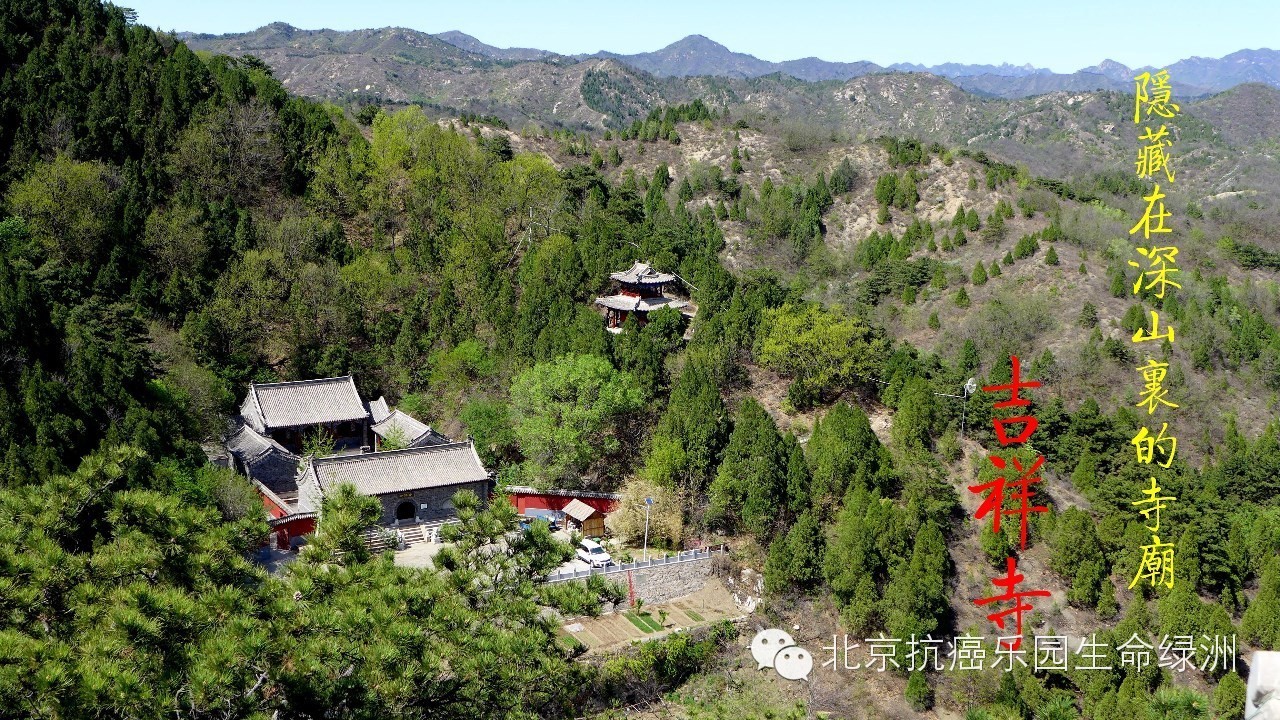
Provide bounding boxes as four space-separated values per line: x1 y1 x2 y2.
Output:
507 207 562 266
961 377 977 439
643 496 653 561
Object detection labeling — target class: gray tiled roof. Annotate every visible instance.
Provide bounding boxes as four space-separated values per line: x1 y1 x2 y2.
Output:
371 409 431 445
291 464 324 515
594 294 689 313
610 261 675 285
225 424 302 494
368 396 392 424
303 441 491 497
226 423 291 463
242 376 369 432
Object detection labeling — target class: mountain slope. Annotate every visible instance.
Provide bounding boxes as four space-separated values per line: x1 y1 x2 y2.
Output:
434 30 561 61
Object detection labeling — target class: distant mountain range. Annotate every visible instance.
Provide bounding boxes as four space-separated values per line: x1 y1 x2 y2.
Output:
177 22 1280 199
180 24 1280 101
432 29 1280 98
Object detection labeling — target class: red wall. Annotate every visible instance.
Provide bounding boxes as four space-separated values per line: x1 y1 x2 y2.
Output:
508 492 617 516
261 491 290 519
271 517 316 550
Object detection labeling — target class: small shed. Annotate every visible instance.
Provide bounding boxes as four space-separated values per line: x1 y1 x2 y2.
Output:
563 498 605 538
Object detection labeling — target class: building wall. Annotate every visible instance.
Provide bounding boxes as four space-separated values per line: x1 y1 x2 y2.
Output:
375 480 491 525
261 491 290 520
248 453 303 496
509 492 618 516
269 517 316 549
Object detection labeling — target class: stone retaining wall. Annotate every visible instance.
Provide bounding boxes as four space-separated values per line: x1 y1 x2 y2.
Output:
629 557 711 604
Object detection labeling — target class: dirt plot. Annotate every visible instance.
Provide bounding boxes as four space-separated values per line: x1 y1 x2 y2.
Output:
563 579 744 654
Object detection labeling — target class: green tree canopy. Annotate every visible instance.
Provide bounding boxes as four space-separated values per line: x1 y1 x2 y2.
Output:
509 353 645 486
755 302 889 407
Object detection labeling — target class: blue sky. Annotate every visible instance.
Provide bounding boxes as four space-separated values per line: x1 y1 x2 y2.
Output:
126 0 1276 74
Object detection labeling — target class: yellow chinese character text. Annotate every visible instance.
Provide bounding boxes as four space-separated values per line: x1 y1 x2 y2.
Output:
1132 310 1175 344
1136 358 1179 414
1134 70 1181 124
1129 185 1173 239
1135 125 1175 182
1129 534 1175 589
1128 245 1181 298
1131 477 1177 532
1132 423 1177 467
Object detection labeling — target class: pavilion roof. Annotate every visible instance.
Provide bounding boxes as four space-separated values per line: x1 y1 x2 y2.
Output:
594 294 688 313
371 409 449 448
609 261 675 286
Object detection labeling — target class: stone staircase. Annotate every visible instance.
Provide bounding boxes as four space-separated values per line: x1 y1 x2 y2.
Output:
358 520 459 554
359 526 399 554
398 523 426 546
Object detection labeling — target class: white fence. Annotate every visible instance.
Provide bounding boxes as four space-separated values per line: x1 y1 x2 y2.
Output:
543 544 727 583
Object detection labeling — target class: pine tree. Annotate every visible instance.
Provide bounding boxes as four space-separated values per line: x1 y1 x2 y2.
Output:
1241 556 1280 649
928 312 940 330
677 177 694 202
893 172 918 210
707 399 787 540
830 157 856 193
1079 302 1099 327
1111 269 1128 297
1212 672 1247 720
1045 245 1060 265
1003 251 1014 265
874 173 898 206
972 261 988 286
954 287 971 308
990 260 1002 277
905 671 933 711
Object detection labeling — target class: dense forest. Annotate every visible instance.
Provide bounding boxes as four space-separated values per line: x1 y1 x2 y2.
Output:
1 1 1278 718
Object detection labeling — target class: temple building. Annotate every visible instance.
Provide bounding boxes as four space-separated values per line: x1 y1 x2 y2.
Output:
298 442 494 526
594 261 692 333
240 376 371 453
225 423 303 497
225 375 490 549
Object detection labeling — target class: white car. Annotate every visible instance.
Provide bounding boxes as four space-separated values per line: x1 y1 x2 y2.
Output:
576 538 612 568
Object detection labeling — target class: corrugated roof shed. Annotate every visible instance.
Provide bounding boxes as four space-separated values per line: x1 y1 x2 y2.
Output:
562 498 598 522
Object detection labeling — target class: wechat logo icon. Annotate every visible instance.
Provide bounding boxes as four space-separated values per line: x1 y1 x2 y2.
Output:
750 628 813 681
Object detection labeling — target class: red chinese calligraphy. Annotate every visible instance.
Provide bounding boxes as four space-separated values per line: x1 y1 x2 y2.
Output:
973 557 1051 651
982 355 1042 446
969 454 1048 550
